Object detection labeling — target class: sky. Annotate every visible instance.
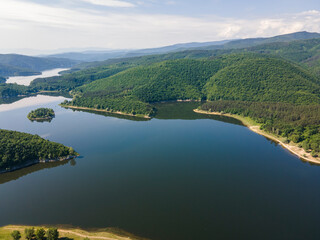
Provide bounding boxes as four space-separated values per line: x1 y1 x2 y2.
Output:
0 0 320 54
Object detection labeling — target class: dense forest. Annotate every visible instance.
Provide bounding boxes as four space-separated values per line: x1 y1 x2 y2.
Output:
64 54 320 115
0 130 78 172
0 63 40 77
27 108 55 121
1 32 320 160
200 101 320 156
0 83 33 98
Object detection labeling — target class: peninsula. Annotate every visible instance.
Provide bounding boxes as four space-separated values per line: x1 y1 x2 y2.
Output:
0 129 79 173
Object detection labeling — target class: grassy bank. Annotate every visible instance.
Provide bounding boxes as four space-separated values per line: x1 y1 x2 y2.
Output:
0 225 147 240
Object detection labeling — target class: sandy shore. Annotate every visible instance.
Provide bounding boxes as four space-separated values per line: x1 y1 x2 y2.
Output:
194 109 320 165
2 225 139 240
61 105 151 119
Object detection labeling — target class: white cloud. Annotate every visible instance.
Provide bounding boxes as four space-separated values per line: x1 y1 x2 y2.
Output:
0 0 319 53
81 0 135 7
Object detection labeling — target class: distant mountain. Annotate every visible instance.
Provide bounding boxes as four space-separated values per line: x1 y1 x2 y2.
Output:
47 51 130 62
0 54 78 77
200 31 320 50
46 40 231 62
126 40 231 55
45 31 320 63
0 63 40 78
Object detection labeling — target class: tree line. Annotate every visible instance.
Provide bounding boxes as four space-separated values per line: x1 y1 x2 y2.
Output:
200 100 320 156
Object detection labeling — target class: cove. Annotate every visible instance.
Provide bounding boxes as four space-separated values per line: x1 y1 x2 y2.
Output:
6 68 69 86
0 97 320 240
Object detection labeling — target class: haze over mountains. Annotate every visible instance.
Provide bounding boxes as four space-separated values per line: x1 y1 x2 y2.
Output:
0 55 77 78
44 31 320 62
1 31 320 81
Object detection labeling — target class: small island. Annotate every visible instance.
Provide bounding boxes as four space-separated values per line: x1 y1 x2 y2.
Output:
27 108 55 122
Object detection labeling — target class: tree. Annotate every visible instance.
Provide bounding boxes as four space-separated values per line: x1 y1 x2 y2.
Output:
46 228 59 240
25 228 35 240
11 230 21 240
35 228 46 240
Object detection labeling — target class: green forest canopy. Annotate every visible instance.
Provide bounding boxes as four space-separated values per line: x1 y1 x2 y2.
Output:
0 129 78 171
27 108 55 120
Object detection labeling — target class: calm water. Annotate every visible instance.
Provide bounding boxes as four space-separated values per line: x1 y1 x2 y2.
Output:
0 97 320 240
6 68 69 86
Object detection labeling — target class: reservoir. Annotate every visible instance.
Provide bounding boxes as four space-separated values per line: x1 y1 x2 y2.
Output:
0 96 320 240
6 68 69 86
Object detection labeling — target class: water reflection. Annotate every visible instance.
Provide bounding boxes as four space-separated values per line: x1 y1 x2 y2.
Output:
6 68 69 86
153 101 243 125
0 160 74 185
0 95 68 113
64 108 151 122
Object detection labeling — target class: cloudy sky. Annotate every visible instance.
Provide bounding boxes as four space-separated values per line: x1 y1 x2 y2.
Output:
0 0 319 54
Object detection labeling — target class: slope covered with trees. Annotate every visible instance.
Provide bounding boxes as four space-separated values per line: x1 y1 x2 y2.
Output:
199 101 320 156
0 54 77 73
0 130 78 172
71 54 320 106
204 57 320 104
27 108 55 121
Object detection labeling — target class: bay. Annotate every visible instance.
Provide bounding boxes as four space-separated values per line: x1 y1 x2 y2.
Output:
0 97 319 240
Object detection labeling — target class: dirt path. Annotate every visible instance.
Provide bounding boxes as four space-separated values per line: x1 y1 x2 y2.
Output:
3 226 132 240
58 229 131 240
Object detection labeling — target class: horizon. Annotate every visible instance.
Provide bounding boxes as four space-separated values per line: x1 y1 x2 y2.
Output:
1 30 319 56
0 0 319 55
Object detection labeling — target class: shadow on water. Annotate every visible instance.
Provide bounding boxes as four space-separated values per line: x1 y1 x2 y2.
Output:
67 108 151 122
0 92 72 106
66 102 244 125
0 96 26 105
28 118 54 123
0 159 76 185
153 101 243 125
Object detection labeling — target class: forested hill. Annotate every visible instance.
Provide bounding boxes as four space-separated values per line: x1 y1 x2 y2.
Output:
198 31 320 50
0 54 78 77
74 54 320 104
0 63 40 78
0 130 78 172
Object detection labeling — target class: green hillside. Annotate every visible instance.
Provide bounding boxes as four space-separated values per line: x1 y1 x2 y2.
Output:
74 54 320 104
0 54 77 72
199 101 320 156
0 130 78 172
204 57 320 104
57 54 319 118
0 63 40 77
0 54 78 79
30 64 130 91
0 83 31 98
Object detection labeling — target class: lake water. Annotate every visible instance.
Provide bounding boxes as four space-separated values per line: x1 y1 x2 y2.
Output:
6 68 69 86
0 96 320 240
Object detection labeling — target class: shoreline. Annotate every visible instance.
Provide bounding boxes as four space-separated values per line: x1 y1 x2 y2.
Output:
193 109 320 165
0 155 78 174
1 225 144 240
61 104 151 119
28 117 54 121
